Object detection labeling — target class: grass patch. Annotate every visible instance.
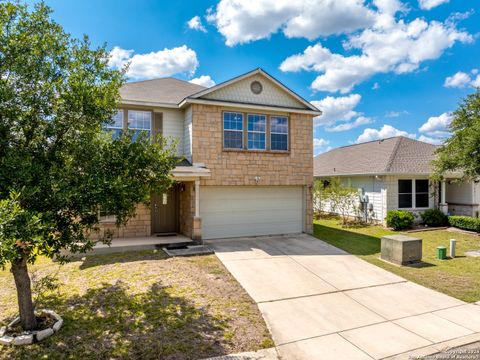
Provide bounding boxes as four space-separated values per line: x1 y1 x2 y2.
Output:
314 218 480 303
0 250 272 359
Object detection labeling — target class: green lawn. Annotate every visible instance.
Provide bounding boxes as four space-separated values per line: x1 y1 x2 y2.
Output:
0 251 273 360
314 218 480 303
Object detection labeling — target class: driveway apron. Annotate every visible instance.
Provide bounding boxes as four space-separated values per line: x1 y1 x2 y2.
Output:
210 234 480 360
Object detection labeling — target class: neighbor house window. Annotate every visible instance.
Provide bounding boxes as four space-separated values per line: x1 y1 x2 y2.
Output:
398 179 430 208
270 116 288 151
128 110 151 141
98 208 116 223
415 179 429 208
247 114 266 150
104 110 124 139
398 180 412 208
223 112 243 149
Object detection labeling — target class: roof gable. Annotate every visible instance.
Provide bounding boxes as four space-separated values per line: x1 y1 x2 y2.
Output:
189 69 319 112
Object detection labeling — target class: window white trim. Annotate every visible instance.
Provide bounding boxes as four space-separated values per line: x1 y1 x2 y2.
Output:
397 178 430 210
247 113 266 150
270 115 289 151
223 111 244 149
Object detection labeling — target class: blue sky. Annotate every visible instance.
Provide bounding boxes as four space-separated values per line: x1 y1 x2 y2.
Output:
36 0 479 154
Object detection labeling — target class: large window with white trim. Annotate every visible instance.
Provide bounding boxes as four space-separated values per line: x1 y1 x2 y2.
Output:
223 112 243 149
270 116 288 151
247 114 266 150
128 110 151 141
398 179 429 209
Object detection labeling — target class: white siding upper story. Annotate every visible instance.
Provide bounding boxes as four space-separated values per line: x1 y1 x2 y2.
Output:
158 108 184 157
202 74 306 109
183 106 192 162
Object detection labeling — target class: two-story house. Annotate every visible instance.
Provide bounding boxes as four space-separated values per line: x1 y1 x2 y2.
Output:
97 68 321 241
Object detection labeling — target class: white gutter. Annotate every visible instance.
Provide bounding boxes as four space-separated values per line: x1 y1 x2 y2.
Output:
179 98 322 116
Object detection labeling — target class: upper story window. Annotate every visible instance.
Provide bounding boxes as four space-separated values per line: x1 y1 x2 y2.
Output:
247 114 266 150
128 110 151 141
398 179 429 209
270 116 288 151
222 111 289 152
223 112 243 149
105 110 124 139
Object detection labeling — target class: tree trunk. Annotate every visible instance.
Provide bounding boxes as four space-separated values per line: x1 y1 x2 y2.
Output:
11 256 37 331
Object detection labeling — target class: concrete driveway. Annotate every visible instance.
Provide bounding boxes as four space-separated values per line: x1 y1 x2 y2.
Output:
209 234 480 360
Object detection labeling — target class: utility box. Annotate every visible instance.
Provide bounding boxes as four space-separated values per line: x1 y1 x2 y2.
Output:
437 246 447 260
381 235 422 265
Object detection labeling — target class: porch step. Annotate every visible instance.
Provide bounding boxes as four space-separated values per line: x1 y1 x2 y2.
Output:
162 245 215 257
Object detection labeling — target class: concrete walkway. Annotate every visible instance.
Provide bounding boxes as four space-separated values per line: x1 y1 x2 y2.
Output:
209 234 480 360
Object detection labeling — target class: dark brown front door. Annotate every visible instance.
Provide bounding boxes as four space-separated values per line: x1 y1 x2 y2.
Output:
151 186 178 234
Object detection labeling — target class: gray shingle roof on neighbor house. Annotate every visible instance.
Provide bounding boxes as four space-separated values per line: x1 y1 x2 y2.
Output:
119 78 206 105
314 136 439 177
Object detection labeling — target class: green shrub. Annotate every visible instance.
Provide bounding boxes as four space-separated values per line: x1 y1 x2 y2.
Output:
448 216 480 232
386 210 415 230
421 209 447 227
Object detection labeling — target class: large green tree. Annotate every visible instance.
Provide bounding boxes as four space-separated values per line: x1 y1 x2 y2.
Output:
433 90 480 180
0 2 177 331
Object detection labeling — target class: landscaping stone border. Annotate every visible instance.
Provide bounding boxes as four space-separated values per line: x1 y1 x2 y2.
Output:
0 309 62 346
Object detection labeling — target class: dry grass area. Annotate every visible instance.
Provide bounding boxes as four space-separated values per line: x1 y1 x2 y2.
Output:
0 250 273 360
314 218 480 303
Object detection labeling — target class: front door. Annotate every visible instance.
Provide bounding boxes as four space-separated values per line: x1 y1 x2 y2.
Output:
151 186 178 234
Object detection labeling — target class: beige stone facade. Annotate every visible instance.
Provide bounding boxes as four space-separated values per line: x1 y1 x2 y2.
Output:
191 104 314 234
179 182 194 238
92 203 151 239
96 103 314 238
96 70 317 240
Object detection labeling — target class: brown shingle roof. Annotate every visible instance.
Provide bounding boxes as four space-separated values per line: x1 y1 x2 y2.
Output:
314 137 438 177
119 77 206 105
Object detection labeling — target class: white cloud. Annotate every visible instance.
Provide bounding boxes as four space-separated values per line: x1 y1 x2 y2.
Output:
418 135 444 145
108 47 134 68
356 124 415 143
208 0 376 46
314 138 331 155
189 75 216 87
472 75 480 88
418 0 449 10
280 13 472 93
327 116 373 132
187 15 207 32
444 70 480 88
444 72 471 88
385 110 409 118
109 46 199 80
311 94 373 132
418 112 452 141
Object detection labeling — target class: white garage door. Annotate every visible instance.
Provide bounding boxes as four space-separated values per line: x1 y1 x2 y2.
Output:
200 186 303 240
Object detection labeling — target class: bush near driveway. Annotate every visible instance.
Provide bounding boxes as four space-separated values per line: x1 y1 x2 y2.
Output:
386 210 414 230
448 216 480 232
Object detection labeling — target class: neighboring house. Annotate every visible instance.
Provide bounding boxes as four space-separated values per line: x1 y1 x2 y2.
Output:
314 136 480 224
96 68 321 240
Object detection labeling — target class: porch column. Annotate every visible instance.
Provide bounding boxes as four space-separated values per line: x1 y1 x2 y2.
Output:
192 180 202 242
439 180 448 215
195 180 200 217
